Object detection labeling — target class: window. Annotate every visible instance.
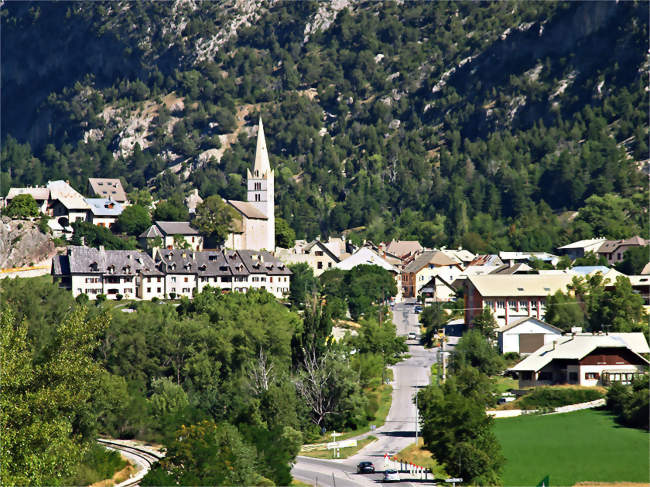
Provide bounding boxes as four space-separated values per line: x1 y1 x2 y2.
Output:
538 371 552 381
508 300 517 309
157 277 162 282
147 287 151 293
585 372 599 380
519 300 528 309
317 262 323 269
496 300 505 309
184 277 189 282
171 277 176 283
328 262 332 268
617 253 621 260
157 287 162 293
255 194 260 202
315 250 323 256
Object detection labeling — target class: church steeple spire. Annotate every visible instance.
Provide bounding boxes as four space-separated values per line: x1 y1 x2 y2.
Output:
253 117 271 177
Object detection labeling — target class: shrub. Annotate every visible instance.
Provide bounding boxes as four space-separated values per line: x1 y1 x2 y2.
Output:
518 387 605 410
169 292 176 299
96 294 107 303
116 294 123 301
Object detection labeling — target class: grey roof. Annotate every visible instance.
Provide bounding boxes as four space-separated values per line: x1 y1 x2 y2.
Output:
88 178 127 202
139 225 164 239
85 198 124 217
155 221 200 236
52 254 70 276
238 249 292 276
59 246 161 276
227 200 268 219
153 249 291 277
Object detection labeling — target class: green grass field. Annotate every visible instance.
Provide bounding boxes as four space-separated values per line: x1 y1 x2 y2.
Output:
495 408 649 486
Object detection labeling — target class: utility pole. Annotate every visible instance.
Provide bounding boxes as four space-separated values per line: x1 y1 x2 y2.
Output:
415 390 419 444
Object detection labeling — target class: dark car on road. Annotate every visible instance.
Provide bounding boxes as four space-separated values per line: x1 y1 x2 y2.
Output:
357 461 375 474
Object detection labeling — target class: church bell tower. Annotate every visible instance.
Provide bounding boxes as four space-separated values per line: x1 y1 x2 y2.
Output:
246 117 275 250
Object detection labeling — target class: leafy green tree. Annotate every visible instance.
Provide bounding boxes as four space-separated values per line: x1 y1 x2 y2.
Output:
351 318 408 379
275 217 296 248
450 329 505 377
128 189 153 208
471 307 498 340
142 421 261 486
573 251 607 267
115 204 151 235
417 369 504 485
1 307 108 485
345 265 397 320
153 194 189 221
4 194 39 218
192 195 241 245
72 221 138 250
544 291 586 331
288 263 320 309
420 303 449 346
615 246 649 275
572 194 640 240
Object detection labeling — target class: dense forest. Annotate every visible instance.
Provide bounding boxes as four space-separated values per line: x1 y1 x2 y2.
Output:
2 1 648 250
1 265 405 485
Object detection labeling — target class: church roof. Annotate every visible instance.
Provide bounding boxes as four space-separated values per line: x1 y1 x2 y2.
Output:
227 200 268 220
253 117 271 176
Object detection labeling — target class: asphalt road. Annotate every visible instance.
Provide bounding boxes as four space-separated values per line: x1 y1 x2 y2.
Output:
292 301 439 486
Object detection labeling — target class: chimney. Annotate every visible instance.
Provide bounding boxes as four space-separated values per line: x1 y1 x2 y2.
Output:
99 245 105 252
552 340 558 350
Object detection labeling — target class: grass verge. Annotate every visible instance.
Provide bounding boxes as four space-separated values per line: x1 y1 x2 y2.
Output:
496 385 605 410
300 436 377 459
495 408 649 486
494 376 517 394
397 438 447 477
305 383 393 445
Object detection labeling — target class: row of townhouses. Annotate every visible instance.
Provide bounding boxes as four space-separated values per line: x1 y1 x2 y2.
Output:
52 246 291 300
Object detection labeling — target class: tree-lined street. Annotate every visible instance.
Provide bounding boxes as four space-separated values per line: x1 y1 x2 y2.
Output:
292 302 438 486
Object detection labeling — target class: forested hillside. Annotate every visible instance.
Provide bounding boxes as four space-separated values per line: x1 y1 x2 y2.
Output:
2 1 648 249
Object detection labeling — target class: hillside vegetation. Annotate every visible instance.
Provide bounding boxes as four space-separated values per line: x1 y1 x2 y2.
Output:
2 1 648 249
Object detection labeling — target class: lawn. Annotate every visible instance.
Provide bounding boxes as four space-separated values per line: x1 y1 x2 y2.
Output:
495 408 649 486
300 436 377 459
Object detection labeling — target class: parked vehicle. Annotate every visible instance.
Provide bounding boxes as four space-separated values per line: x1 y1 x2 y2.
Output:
408 332 417 340
383 469 401 482
357 461 375 474
414 305 423 314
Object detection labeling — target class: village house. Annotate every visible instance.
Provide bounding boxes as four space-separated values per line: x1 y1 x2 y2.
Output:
47 180 91 224
419 274 458 304
402 250 462 298
139 221 203 251
556 238 607 260
87 178 128 204
496 317 564 355
4 187 50 214
596 236 649 265
276 239 341 276
52 246 159 300
464 274 574 326
85 198 123 228
510 333 650 388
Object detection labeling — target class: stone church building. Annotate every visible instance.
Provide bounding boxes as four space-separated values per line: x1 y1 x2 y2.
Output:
224 118 276 252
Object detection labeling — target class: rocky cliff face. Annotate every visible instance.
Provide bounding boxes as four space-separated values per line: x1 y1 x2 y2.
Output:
0 217 56 269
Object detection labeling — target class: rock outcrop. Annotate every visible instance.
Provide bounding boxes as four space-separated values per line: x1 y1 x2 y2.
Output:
0 217 56 269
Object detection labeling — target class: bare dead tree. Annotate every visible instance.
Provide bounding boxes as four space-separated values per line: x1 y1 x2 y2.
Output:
294 349 338 426
246 347 275 395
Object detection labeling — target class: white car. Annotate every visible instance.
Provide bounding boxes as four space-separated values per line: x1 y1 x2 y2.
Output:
408 332 417 340
383 469 400 482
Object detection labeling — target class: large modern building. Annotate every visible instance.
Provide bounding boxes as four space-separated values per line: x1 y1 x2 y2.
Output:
464 274 574 326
